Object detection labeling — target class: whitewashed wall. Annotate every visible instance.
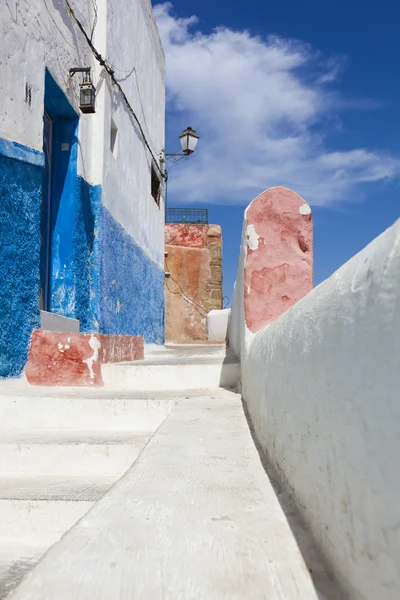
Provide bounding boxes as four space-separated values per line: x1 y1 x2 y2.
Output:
0 0 94 178
102 0 165 266
229 220 253 362
243 219 400 600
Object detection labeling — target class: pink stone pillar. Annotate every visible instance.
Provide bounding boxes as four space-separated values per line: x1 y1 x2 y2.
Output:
244 186 313 334
229 186 313 361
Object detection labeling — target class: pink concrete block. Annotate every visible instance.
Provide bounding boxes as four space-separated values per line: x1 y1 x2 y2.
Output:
244 186 313 333
98 334 144 363
26 330 103 387
25 331 145 387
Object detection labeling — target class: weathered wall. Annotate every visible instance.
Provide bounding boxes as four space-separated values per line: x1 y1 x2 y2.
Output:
0 0 166 375
165 224 222 343
0 142 42 377
230 186 313 363
243 219 400 599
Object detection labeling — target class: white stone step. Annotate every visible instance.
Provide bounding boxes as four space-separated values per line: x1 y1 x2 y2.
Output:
0 431 149 477
102 354 240 390
0 543 43 599
0 392 178 431
0 475 115 547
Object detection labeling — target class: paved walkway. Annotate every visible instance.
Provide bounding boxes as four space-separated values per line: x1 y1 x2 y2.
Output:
9 388 338 599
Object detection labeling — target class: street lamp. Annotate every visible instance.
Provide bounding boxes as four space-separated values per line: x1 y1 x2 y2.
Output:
161 127 200 218
69 67 96 114
164 127 200 163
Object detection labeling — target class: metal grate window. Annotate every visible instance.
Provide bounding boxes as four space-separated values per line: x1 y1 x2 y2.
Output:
166 208 208 224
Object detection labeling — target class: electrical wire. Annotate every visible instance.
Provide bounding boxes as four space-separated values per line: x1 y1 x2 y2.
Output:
90 0 98 41
165 280 207 320
64 0 165 180
165 257 209 317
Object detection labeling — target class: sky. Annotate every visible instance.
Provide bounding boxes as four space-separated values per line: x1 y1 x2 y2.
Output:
154 0 400 305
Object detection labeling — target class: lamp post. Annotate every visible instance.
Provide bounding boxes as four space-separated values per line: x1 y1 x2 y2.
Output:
161 127 200 218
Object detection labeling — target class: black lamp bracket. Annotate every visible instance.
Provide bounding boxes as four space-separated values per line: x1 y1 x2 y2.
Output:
69 67 92 80
164 153 190 164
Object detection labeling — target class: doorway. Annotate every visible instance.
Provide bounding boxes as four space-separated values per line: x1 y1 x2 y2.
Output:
40 111 53 310
39 70 79 316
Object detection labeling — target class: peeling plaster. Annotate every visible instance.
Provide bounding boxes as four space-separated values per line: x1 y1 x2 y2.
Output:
299 204 312 215
246 224 260 251
83 335 101 381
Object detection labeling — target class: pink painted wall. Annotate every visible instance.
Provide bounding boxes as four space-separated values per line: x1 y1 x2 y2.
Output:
165 224 223 343
244 187 313 333
165 224 207 248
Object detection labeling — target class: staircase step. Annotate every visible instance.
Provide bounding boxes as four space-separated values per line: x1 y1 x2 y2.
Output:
0 392 178 431
0 475 115 501
0 498 93 545
0 543 42 599
0 431 149 477
102 354 240 390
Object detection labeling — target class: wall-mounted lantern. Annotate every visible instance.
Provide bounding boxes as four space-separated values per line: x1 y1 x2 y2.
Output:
160 126 200 217
179 127 199 155
69 67 96 114
162 127 200 164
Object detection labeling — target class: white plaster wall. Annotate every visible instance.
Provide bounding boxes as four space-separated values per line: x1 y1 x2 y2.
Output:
229 218 255 364
0 0 96 178
102 0 165 266
207 308 231 342
244 219 400 599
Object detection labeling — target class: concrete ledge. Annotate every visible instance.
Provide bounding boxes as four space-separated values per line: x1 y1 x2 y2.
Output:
40 312 79 333
0 138 45 168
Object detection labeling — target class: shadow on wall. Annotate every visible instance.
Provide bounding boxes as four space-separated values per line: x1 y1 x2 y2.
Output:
73 179 102 332
241 399 346 600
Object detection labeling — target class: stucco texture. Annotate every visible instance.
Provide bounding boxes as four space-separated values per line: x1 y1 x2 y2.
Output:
0 153 42 377
244 219 400 600
99 208 164 344
165 224 222 343
244 186 313 333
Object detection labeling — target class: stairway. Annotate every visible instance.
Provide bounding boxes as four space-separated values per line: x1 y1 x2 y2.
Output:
1 345 339 599
0 383 179 598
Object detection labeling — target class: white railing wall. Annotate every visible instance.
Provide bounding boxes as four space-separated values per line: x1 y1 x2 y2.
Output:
231 188 400 599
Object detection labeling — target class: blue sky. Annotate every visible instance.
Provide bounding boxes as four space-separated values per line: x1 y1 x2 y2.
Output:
154 0 400 304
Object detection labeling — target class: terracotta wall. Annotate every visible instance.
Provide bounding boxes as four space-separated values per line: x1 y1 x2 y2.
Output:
165 224 222 343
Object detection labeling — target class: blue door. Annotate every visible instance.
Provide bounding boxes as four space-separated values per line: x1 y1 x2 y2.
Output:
40 111 53 311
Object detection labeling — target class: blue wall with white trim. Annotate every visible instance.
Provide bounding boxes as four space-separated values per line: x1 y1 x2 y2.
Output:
0 137 164 376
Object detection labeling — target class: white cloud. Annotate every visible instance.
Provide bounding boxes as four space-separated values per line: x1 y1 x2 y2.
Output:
155 2 400 206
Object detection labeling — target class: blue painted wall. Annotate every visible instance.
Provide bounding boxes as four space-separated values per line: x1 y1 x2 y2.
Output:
99 207 165 344
0 145 42 377
73 178 102 332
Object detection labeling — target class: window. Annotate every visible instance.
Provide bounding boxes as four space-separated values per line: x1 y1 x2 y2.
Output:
151 164 161 206
110 119 118 158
